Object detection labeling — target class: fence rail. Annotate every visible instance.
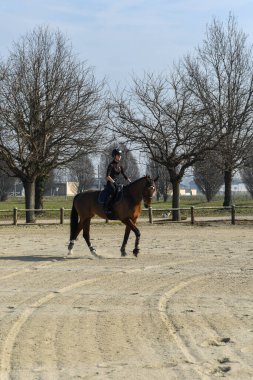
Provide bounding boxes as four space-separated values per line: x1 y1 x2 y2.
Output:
0 205 253 225
148 205 253 225
0 207 67 225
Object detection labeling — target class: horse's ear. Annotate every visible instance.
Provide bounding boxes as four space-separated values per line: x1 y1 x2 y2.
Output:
154 175 159 182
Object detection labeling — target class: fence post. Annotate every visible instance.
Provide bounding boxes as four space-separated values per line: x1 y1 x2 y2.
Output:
231 205 236 225
60 208 64 224
13 208 18 225
190 206 195 225
148 207 153 224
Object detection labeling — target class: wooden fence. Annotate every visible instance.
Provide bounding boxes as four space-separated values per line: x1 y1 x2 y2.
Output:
0 205 253 225
148 205 253 225
0 208 67 225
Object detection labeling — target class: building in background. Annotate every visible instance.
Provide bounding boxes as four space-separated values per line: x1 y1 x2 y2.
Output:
45 182 79 196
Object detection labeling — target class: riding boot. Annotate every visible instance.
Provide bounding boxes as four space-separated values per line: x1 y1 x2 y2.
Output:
103 194 113 213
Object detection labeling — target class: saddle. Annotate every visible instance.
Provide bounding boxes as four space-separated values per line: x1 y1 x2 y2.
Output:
98 184 123 205
97 185 123 220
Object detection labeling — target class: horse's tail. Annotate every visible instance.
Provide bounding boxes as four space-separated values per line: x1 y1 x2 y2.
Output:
70 200 79 241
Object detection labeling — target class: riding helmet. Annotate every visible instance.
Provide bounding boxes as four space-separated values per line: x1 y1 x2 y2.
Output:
112 148 122 157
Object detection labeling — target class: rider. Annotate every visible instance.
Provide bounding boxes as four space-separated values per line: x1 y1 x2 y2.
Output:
103 148 131 213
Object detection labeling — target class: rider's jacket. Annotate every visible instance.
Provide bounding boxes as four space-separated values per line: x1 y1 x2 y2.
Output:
106 160 128 183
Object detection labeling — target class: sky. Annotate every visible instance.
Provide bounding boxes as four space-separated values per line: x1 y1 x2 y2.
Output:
1 0 253 88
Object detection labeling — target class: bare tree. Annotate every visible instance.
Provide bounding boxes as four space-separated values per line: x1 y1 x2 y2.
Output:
43 170 56 196
184 14 253 206
240 150 253 197
35 175 48 210
68 155 96 192
0 26 105 222
108 72 217 220
193 151 224 201
0 162 16 201
147 159 171 201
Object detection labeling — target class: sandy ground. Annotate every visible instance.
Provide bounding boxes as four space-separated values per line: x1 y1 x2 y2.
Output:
0 221 252 380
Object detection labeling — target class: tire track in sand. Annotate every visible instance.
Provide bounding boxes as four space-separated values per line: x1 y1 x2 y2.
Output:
158 273 253 379
0 258 224 379
158 275 210 380
1 264 151 380
0 259 65 281
0 272 123 380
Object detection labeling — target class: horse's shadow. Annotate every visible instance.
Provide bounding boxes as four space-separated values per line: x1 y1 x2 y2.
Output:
0 254 136 262
0 255 67 262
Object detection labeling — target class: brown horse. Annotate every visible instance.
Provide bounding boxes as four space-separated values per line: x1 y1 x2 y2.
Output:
67 175 158 257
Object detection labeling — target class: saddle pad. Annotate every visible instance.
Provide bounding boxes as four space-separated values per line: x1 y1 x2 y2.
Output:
98 188 123 204
98 189 107 204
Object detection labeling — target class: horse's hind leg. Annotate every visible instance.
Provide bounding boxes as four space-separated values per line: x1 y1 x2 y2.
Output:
121 225 131 256
67 221 83 255
83 218 97 256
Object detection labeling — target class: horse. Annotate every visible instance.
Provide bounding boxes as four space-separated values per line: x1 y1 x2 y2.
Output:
67 175 158 258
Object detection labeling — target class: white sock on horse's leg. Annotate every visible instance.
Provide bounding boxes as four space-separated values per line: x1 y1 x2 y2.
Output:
67 240 75 255
89 245 98 256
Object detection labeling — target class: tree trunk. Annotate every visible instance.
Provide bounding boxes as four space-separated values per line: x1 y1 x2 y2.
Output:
171 179 181 221
223 169 232 207
35 175 46 210
206 184 212 202
23 179 36 223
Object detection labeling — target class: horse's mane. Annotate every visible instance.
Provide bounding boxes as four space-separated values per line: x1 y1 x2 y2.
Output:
125 175 152 189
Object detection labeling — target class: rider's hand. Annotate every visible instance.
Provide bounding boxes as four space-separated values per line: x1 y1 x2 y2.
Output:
127 178 131 183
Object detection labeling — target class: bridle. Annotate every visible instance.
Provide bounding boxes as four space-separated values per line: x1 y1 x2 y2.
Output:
143 180 156 207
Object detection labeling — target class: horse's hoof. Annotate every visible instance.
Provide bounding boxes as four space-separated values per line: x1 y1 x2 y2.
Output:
90 247 98 257
68 240 75 251
121 250 127 257
133 248 139 257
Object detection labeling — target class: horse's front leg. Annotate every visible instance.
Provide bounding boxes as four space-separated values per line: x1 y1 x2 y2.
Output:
122 219 141 257
121 225 131 257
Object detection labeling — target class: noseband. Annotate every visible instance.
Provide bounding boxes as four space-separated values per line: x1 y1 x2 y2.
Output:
143 181 156 205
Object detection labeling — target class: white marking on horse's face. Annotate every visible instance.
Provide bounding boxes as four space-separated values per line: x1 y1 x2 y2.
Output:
143 182 156 207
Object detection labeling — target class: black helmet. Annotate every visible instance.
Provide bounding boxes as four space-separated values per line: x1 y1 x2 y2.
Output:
112 148 122 157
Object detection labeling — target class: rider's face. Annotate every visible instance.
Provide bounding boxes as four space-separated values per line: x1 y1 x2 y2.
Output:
115 154 121 161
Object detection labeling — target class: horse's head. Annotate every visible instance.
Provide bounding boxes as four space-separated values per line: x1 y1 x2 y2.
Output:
142 175 158 208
